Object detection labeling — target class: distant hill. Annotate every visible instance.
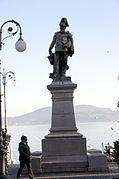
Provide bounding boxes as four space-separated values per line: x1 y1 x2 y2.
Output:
6 105 119 126
7 107 51 126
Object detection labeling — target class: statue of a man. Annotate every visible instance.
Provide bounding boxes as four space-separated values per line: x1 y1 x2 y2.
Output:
48 17 74 79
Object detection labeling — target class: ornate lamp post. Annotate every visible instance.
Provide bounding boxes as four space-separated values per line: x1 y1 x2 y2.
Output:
1 68 16 133
0 20 26 178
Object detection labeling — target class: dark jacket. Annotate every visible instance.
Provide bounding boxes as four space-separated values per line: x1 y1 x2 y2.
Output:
18 142 31 161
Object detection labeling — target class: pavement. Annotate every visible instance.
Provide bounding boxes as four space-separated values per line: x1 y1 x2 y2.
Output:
7 162 119 179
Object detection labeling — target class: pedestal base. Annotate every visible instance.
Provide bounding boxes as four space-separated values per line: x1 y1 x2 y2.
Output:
88 153 108 172
41 79 88 172
41 79 108 172
88 149 109 172
42 136 88 172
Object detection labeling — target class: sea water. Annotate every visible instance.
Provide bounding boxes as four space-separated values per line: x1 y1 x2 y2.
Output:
8 121 119 164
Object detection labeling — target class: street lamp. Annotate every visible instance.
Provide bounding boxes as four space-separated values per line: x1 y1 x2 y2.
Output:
0 20 26 178
0 20 26 51
0 68 16 174
1 68 16 133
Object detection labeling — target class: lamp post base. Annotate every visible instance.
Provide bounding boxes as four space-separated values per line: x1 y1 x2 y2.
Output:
0 146 7 178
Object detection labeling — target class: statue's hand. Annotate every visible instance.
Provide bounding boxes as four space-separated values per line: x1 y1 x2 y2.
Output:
63 44 67 48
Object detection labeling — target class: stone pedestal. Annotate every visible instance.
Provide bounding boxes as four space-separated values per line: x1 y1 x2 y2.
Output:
87 149 108 172
88 153 108 172
41 79 88 172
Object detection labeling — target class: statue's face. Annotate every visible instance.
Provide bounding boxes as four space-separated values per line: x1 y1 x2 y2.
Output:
60 25 66 32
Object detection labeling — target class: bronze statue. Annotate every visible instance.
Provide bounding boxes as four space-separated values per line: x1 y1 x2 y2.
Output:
48 17 74 79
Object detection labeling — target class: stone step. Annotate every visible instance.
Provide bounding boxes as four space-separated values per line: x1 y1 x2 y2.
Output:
7 163 119 179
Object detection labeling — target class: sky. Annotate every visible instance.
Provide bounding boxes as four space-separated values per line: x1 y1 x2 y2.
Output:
0 0 119 117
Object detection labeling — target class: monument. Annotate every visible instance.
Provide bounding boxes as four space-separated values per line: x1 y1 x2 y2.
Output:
41 17 108 172
41 17 88 172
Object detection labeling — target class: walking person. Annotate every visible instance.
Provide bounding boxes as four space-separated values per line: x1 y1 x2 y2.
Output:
17 135 34 179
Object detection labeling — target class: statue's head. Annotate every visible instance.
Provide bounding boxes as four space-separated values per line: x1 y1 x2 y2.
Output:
59 17 69 27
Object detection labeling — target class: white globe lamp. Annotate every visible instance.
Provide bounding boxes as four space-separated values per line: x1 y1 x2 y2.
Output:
15 38 27 52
